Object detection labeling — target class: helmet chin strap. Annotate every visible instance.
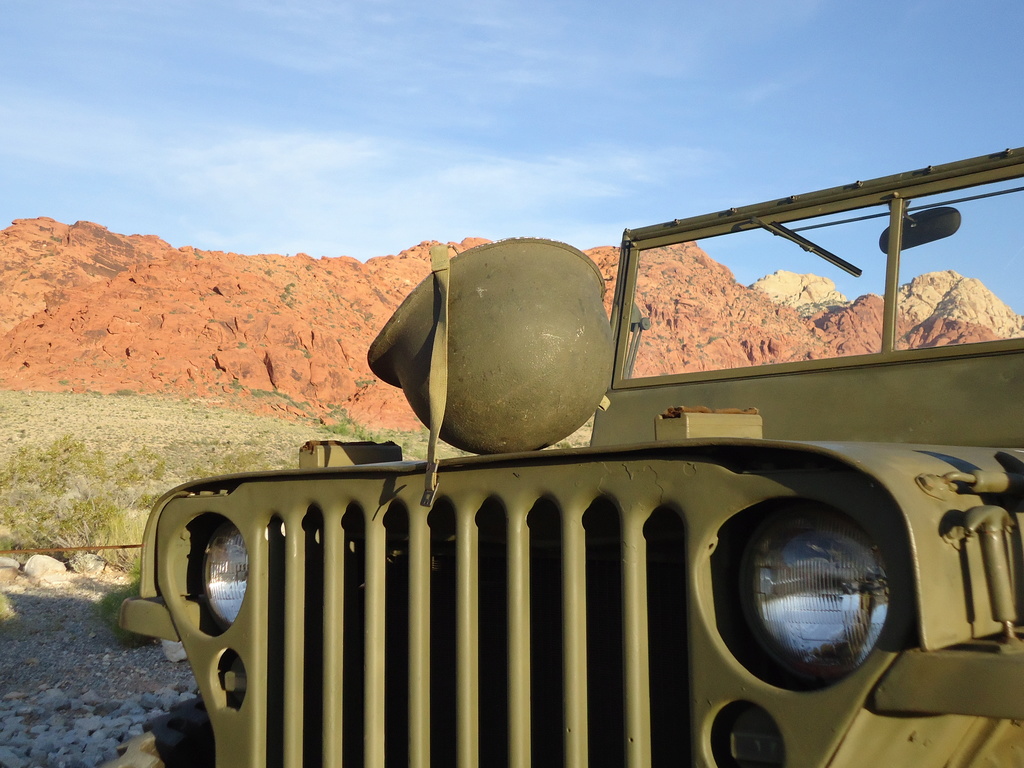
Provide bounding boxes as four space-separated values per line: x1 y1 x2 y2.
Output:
421 243 451 507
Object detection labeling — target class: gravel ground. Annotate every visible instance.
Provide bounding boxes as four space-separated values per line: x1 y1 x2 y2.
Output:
0 569 197 767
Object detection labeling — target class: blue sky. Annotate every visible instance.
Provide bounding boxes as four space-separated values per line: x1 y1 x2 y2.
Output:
1 0 1021 261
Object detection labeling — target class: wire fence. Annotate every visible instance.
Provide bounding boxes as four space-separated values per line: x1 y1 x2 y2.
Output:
0 544 142 556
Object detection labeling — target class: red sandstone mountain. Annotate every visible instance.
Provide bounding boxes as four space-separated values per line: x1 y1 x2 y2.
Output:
0 218 493 430
0 218 1018 433
628 245 1020 378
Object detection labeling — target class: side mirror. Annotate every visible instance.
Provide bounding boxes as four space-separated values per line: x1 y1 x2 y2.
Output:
878 206 961 253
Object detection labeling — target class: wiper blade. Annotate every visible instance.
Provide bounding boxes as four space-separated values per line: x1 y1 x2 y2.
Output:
751 217 862 277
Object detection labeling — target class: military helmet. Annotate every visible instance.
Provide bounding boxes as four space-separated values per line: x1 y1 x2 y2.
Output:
368 238 613 454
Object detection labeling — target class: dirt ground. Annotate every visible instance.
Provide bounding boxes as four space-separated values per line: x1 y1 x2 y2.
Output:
0 568 195 700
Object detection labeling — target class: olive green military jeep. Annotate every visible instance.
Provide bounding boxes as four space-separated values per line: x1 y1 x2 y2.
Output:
111 148 1024 767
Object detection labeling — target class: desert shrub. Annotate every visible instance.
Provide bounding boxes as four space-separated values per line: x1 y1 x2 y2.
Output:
0 435 165 555
185 447 277 479
325 412 376 442
96 511 151 569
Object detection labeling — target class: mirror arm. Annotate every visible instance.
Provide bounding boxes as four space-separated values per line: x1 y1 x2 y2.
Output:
750 217 863 277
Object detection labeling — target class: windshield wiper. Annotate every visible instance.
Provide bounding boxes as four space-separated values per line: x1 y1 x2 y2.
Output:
750 217 862 277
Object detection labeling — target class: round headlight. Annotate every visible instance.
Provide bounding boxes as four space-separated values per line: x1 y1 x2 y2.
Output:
743 507 888 682
204 521 249 626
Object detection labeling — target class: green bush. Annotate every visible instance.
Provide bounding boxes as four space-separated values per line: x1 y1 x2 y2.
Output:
186 447 276 479
0 435 165 558
324 407 382 442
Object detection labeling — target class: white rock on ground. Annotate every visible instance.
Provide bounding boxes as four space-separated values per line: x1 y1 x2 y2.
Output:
160 640 188 663
23 555 68 584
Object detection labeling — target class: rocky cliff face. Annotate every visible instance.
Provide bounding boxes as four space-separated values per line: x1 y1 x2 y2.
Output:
628 247 1022 375
631 246 834 376
0 218 495 429
753 268 1017 352
898 270 1024 341
749 271 849 317
0 219 1019 432
0 218 170 335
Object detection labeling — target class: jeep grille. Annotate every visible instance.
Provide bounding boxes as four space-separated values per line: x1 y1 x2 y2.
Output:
164 469 690 767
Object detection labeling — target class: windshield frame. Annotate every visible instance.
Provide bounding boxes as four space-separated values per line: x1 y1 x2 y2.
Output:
610 148 1024 389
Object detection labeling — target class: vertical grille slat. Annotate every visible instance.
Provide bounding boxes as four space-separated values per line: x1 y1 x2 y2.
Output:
562 502 590 768
322 506 345 768
242 518 269 768
457 506 481 768
365 509 388 768
266 518 286 768
283 513 307 768
507 507 532 768
622 511 653 768
302 511 325 768
409 508 432 768
341 506 366 768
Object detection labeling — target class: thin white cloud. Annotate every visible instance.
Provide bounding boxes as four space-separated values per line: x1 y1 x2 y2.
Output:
155 127 713 257
0 84 717 257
